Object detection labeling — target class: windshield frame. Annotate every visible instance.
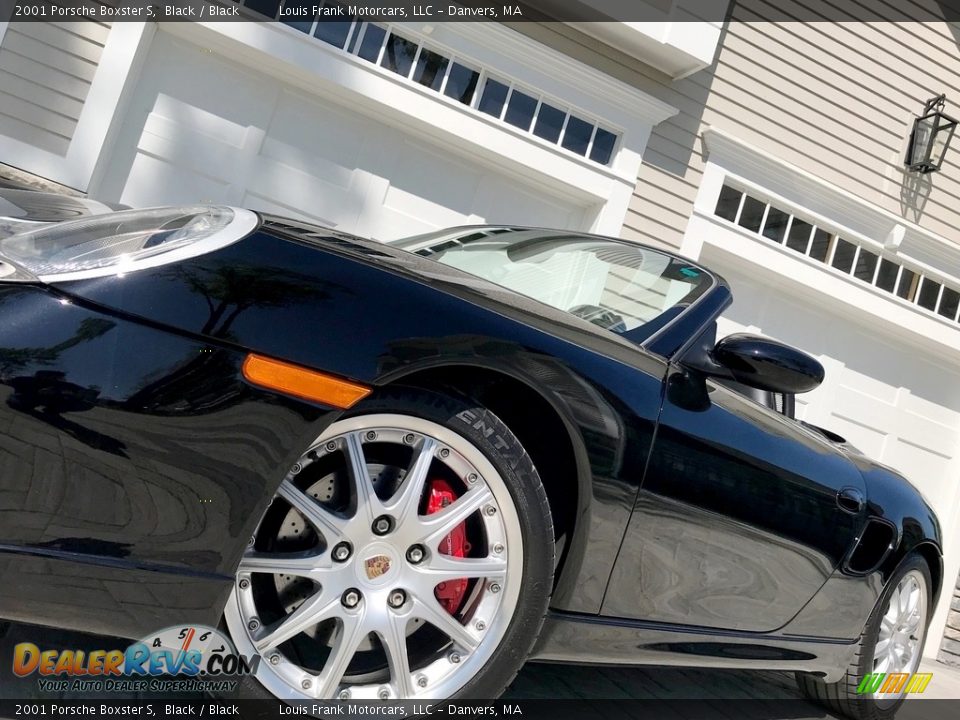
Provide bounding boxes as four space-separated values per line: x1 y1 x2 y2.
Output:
390 225 719 348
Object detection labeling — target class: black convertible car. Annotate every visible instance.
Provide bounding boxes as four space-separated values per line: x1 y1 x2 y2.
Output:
0 195 943 719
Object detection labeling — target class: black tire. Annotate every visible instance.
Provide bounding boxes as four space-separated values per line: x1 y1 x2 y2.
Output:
795 554 933 720
228 386 554 702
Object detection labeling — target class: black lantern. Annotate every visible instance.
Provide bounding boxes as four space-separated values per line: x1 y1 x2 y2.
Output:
905 94 958 173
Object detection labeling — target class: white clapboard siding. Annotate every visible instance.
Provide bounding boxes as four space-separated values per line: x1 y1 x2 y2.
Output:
0 21 111 155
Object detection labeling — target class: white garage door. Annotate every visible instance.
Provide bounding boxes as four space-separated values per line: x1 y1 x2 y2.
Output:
709 257 960 536
96 31 589 241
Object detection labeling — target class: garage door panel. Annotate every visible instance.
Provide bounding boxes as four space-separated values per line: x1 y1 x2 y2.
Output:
147 95 250 149
138 119 246 181
121 154 231 208
829 415 887 459
242 192 335 228
103 28 593 244
262 93 368 186
380 141 484 219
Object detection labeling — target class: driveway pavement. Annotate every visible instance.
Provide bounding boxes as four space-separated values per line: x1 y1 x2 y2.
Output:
2 620 959 715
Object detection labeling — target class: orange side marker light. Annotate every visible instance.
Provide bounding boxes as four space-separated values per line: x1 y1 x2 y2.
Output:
242 354 371 409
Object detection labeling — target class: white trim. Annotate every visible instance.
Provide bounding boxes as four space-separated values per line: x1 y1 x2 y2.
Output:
0 22 153 192
701 126 960 278
691 211 960 356
159 21 675 236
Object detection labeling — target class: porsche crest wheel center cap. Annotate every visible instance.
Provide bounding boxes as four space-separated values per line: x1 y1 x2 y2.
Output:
357 543 398 586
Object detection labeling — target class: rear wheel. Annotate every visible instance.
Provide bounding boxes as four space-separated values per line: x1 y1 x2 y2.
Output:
224 388 554 700
796 554 932 720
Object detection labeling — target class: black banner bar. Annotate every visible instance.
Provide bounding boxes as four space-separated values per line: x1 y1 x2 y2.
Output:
4 0 960 24
1 699 960 720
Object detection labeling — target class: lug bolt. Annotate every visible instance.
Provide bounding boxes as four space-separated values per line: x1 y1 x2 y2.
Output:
416 674 428 688
372 515 393 535
449 652 461 664
493 543 504 554
378 687 390 700
489 583 501 594
404 434 415 444
366 431 377 441
439 448 450 459
406 545 425 564
247 536 255 548
291 463 302 474
269 654 281 666
326 441 338 452
248 618 260 631
484 505 497 516
301 678 312 690
332 542 352 562
238 577 250 590
342 589 361 609
467 473 478 484
388 589 407 608
338 690 351 700
475 620 486 631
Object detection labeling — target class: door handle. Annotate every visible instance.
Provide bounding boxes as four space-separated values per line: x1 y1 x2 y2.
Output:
836 486 865 514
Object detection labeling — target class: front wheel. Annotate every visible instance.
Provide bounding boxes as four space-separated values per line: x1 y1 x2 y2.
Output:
796 554 932 720
224 388 554 700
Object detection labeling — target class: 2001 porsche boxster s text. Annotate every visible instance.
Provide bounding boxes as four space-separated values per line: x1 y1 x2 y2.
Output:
0 195 942 719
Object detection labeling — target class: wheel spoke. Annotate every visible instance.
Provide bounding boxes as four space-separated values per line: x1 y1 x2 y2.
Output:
419 485 493 546
418 554 507 583
411 595 479 652
345 432 382 524
873 636 891 655
317 611 368 699
239 550 328 577
278 479 346 542
384 438 436 520
254 588 340 653
874 649 891 674
380 613 414 698
903 582 920 617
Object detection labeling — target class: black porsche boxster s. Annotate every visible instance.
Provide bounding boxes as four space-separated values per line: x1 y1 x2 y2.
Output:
0 195 943 719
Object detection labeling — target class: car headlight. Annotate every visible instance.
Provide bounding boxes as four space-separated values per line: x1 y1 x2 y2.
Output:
0 205 259 282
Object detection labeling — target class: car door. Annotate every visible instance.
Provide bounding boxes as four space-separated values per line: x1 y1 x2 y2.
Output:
601 361 868 633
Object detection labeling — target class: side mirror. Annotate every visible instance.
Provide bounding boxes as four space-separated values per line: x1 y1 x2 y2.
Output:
713 333 824 394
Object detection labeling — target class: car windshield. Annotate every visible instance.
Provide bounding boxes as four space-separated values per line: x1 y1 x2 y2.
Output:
392 227 713 336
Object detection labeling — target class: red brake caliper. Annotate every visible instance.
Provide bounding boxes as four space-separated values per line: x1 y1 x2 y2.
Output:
425 478 471 615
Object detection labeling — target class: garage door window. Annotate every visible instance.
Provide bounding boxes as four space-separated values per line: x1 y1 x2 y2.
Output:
234 0 621 166
714 184 960 324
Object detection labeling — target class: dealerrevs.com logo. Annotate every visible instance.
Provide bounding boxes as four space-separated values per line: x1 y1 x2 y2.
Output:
12 625 258 693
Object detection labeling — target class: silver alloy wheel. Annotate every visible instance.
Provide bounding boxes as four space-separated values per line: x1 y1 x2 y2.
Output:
225 414 524 700
871 569 927 705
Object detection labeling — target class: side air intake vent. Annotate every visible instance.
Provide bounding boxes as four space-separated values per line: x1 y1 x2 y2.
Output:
845 519 897 574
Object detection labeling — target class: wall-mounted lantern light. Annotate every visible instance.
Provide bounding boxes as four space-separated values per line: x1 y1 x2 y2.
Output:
905 94 958 173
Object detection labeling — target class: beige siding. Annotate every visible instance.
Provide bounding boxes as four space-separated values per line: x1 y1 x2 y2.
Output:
516 1 960 250
0 21 111 155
